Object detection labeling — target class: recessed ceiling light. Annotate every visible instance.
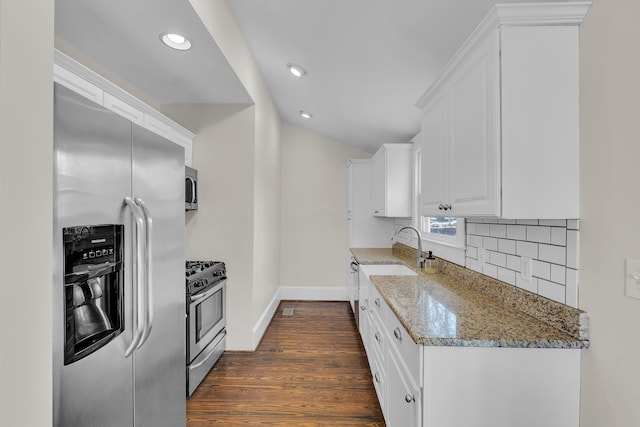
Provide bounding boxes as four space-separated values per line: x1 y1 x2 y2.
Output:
160 32 192 51
300 111 312 119
287 63 306 77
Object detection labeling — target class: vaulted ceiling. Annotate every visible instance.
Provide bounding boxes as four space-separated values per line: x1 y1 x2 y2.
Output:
55 0 564 153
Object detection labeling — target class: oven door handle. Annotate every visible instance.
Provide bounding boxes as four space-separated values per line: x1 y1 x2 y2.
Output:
135 197 153 350
124 197 146 358
189 280 225 303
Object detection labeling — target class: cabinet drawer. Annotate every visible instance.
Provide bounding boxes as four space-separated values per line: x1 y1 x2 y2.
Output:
384 303 422 383
370 285 386 322
370 309 386 365
371 355 385 409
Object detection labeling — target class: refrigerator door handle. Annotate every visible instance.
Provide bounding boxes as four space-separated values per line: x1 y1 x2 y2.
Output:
135 197 154 349
124 197 147 357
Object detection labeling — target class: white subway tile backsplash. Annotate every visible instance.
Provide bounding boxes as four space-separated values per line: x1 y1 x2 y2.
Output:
506 225 527 240
466 257 484 273
468 234 482 248
498 267 516 285
463 217 579 306
526 226 551 244
476 223 491 236
490 224 507 238
498 238 516 255
483 237 498 251
538 279 566 304
467 246 478 259
551 265 566 285
466 222 477 234
551 227 567 246
567 230 579 269
484 264 498 279
566 268 579 308
516 241 538 259
533 260 551 280
539 244 566 265
490 251 507 268
507 254 521 272
567 219 580 230
539 219 567 227
516 274 538 293
517 219 539 225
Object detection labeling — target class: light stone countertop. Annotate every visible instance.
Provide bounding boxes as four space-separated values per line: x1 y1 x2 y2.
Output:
351 247 588 349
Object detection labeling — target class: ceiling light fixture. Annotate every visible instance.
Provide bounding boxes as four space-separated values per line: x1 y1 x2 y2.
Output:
160 32 192 51
300 111 312 119
288 63 306 77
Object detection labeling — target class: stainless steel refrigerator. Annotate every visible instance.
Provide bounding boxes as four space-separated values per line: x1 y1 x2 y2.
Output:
52 83 186 427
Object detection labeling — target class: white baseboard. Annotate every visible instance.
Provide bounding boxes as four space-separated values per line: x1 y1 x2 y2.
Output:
251 288 281 350
250 286 348 349
279 286 348 301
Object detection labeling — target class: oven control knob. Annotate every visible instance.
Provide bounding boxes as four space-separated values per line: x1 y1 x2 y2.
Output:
203 278 209 285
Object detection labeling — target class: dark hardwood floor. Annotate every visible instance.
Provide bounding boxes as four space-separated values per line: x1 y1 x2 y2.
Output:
187 301 385 426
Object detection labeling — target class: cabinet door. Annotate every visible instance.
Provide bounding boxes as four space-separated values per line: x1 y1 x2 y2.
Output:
420 92 447 217
387 348 420 427
371 151 386 216
448 31 500 217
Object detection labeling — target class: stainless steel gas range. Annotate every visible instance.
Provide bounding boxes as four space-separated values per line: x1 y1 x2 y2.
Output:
185 261 227 397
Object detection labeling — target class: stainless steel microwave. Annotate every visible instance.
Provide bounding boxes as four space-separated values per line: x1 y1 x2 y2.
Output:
185 166 198 211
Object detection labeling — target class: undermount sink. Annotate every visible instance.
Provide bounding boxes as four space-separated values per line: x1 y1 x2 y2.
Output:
359 264 418 280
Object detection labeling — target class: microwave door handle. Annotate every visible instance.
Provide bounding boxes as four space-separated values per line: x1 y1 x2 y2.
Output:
135 197 153 349
123 197 146 357
186 177 195 204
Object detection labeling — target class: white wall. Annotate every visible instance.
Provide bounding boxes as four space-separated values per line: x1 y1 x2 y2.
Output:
579 0 640 425
162 103 258 350
0 0 54 425
280 123 369 289
190 0 282 349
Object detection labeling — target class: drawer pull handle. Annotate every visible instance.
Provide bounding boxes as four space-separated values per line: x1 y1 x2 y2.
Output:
375 298 381 308
360 305 367 311
374 373 380 383
405 394 415 403
393 327 402 341
375 332 381 342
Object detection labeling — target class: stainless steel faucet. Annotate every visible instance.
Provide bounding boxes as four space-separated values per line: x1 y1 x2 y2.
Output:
396 225 424 268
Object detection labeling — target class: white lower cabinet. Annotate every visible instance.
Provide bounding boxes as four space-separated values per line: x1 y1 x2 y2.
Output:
363 278 422 427
387 347 421 427
359 272 581 427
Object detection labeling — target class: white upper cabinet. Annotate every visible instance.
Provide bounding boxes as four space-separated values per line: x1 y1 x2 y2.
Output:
371 143 413 218
417 2 590 219
54 50 195 167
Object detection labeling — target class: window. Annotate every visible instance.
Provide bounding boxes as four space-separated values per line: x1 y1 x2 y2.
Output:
422 216 458 237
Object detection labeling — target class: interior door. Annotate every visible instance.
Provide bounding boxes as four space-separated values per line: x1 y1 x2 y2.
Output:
53 83 134 427
131 124 186 427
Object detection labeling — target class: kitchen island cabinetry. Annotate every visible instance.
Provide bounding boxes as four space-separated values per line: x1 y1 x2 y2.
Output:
371 144 413 218
418 2 589 219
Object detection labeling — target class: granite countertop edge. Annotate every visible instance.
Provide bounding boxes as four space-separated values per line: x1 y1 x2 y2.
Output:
351 247 589 350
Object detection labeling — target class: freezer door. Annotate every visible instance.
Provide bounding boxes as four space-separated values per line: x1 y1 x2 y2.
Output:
131 124 186 427
53 83 135 427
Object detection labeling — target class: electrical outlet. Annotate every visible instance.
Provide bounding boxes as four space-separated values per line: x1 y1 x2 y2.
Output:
625 259 640 300
521 256 532 282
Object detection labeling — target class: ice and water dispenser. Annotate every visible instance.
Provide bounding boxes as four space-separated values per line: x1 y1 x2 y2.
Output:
63 224 124 365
